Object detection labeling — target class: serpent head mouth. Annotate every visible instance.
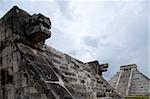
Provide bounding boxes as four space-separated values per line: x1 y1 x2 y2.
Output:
25 13 51 43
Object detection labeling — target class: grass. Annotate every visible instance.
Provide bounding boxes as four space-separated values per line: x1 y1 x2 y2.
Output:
125 96 150 99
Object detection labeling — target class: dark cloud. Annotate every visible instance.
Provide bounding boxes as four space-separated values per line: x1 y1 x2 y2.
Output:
56 0 69 13
82 36 99 48
56 0 73 19
82 35 111 48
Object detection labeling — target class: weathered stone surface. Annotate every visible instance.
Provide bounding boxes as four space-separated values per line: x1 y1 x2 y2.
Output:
109 64 150 97
0 6 123 99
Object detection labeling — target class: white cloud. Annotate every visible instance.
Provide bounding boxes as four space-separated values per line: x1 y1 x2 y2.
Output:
47 1 149 79
0 0 149 79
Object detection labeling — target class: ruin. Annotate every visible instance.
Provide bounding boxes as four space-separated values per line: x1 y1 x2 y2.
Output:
109 64 150 98
0 6 123 99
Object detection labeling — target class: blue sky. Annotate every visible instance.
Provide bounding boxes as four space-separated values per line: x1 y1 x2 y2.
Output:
0 0 149 80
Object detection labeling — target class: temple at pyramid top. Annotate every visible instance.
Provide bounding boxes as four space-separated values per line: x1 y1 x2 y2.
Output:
120 64 137 71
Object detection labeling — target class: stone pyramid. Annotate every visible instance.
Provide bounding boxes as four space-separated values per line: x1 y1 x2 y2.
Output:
109 64 150 97
0 6 123 99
